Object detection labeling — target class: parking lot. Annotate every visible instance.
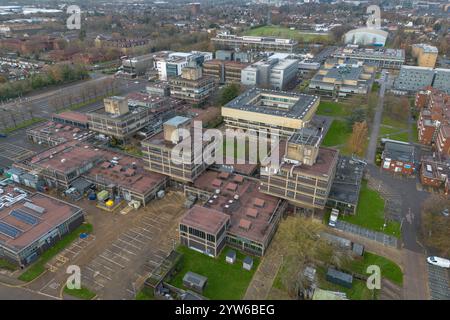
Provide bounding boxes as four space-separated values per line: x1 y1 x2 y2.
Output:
79 191 185 299
0 143 35 162
427 264 450 300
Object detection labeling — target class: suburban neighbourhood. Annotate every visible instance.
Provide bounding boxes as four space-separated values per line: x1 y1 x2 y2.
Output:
0 0 448 304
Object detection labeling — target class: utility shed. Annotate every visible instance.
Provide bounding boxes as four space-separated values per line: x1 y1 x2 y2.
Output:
243 256 253 270
352 243 365 257
326 268 353 289
226 250 236 264
183 272 208 294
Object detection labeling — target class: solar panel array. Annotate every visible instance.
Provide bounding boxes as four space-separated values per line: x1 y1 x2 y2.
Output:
10 210 39 226
0 222 22 239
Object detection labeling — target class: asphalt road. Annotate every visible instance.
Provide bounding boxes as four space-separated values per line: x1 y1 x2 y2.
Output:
0 283 56 300
367 164 430 299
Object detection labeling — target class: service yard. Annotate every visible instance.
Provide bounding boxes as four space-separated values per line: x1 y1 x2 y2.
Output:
22 191 187 300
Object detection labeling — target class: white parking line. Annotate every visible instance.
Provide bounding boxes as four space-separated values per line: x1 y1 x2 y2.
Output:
118 237 143 250
123 233 146 245
100 254 125 268
105 249 131 262
91 261 114 272
112 243 137 256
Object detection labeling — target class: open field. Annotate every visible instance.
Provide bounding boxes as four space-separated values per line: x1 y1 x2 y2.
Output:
243 26 330 43
169 245 259 300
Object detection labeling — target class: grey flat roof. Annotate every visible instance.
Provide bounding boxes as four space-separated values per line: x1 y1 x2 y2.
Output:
224 87 319 120
164 116 191 127
383 141 415 163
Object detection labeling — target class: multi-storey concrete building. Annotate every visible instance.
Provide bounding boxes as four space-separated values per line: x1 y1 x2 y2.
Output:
412 44 438 68
202 60 248 84
241 57 299 90
222 87 319 138
332 45 405 69
169 64 216 105
141 116 214 183
87 96 178 141
183 170 286 256
309 58 376 98
394 66 450 93
259 128 339 210
212 33 298 52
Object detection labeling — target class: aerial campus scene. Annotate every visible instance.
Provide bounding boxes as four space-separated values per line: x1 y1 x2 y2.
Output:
0 0 448 310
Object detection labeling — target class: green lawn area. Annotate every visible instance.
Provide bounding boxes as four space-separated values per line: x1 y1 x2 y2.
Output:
381 114 408 129
0 258 17 271
2 118 45 134
243 26 330 43
322 120 352 148
340 181 401 238
136 287 155 300
316 101 353 117
64 285 96 300
18 223 93 282
168 246 259 300
344 252 403 286
372 82 380 92
379 126 409 142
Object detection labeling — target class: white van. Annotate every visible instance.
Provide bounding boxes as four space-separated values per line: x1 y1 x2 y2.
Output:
427 256 450 268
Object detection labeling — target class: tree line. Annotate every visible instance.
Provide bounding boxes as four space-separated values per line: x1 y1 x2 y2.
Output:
0 64 89 102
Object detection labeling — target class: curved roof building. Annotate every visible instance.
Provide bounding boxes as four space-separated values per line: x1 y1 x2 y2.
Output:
344 28 388 47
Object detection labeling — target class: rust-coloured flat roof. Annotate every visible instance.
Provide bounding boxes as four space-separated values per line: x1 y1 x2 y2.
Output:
180 205 229 235
212 179 223 188
254 198 265 208
0 193 82 253
26 143 166 195
52 111 88 124
193 170 280 244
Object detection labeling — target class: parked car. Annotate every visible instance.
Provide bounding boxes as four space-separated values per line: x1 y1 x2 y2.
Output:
0 133 7 138
427 256 450 268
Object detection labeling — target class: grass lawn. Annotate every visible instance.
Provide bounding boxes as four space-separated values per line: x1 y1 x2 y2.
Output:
381 114 408 129
0 258 17 271
316 101 353 117
168 246 259 300
379 126 409 142
340 181 401 238
136 287 155 300
322 120 351 147
18 223 93 282
372 83 380 92
344 252 403 286
64 285 96 300
3 118 45 134
243 26 330 43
